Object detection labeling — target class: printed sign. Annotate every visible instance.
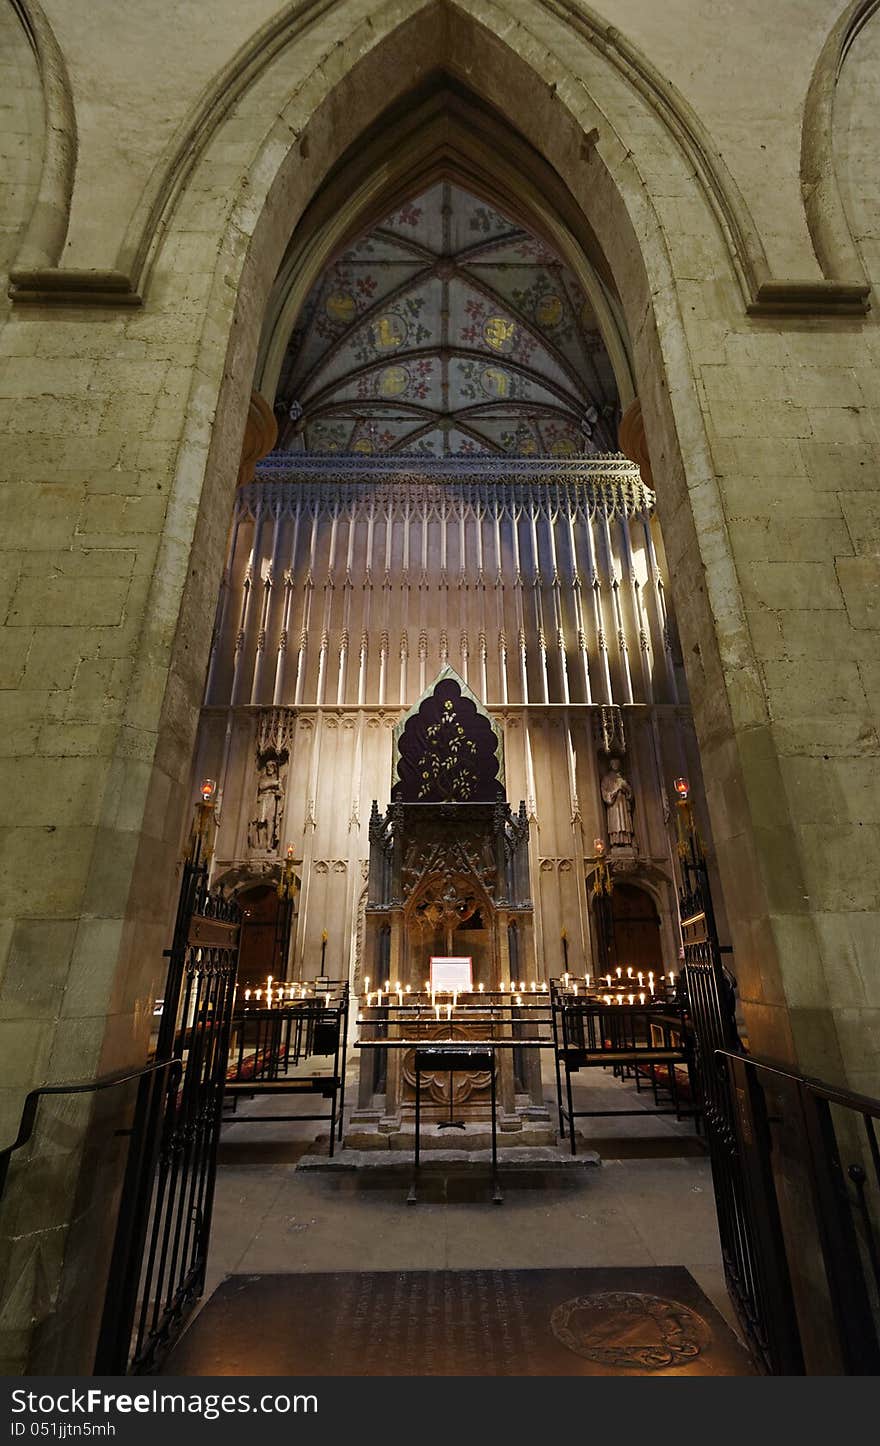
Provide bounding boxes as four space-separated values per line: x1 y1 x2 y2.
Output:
430 956 473 992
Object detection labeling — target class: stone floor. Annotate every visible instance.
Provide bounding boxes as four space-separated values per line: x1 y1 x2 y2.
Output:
199 1061 740 1347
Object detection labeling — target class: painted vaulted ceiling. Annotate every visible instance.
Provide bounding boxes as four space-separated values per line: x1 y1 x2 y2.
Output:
274 180 621 458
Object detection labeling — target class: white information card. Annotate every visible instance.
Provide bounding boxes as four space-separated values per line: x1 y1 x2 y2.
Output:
429 956 473 992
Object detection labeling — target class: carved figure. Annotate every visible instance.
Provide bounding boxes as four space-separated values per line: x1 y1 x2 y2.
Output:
600 756 635 848
248 754 283 853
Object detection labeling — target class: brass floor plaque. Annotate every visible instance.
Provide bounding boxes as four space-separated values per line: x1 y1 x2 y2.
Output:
165 1267 753 1376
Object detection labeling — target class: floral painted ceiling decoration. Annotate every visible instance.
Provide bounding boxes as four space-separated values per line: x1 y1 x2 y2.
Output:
274 180 620 458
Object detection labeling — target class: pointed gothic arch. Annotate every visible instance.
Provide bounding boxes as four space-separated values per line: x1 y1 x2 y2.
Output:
114 0 823 1068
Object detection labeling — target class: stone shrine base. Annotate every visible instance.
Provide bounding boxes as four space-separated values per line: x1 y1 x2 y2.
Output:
345 1106 556 1152
298 1138 600 1171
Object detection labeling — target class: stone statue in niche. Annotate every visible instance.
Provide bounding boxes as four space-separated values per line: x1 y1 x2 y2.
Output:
600 756 636 849
248 752 284 854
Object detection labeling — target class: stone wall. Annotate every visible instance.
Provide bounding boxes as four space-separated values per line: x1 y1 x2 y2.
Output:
1 0 879 1367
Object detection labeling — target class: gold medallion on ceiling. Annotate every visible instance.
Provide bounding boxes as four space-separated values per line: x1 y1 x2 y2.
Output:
551 437 576 456
379 364 409 397
483 316 516 352
353 437 375 454
370 313 408 350
536 294 563 328
326 289 357 324
481 366 510 399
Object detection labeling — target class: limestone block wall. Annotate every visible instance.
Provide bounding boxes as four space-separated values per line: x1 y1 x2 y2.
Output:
1 0 880 1368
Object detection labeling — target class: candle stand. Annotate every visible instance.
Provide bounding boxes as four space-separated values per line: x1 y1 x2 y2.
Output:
408 1044 501 1205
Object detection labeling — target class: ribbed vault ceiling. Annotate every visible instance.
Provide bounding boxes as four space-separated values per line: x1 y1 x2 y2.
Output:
275 179 620 458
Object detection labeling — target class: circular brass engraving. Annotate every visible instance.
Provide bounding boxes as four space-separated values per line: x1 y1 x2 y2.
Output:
550 1291 711 1371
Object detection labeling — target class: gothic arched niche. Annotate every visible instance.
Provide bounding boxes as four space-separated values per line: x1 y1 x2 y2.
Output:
258 81 635 447
392 670 504 801
272 164 620 457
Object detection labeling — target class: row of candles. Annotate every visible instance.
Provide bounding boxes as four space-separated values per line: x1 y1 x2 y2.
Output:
241 976 332 1007
560 967 676 996
361 976 549 1009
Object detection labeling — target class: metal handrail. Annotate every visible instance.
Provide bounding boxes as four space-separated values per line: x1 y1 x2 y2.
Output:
0 1060 181 1200
715 1051 880 1119
716 1046 880 1374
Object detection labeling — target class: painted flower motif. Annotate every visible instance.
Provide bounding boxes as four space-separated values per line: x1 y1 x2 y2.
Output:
394 203 423 228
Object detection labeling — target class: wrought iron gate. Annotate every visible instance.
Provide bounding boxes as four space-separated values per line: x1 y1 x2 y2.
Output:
96 852 239 1373
678 833 803 1373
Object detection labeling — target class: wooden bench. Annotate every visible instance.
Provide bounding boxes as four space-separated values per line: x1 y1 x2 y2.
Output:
223 987 349 1156
551 996 699 1155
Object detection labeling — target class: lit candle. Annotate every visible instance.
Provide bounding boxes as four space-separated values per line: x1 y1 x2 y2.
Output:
572 981 578 996
639 991 646 1004
626 967 633 979
244 988 251 1001
384 980 390 992
515 994 523 1006
256 989 262 1001
628 993 634 1005
376 987 382 1006
397 987 403 1006
606 974 612 987
447 1003 452 1022
364 977 370 993
425 981 431 995
530 981 536 993
637 972 643 987
669 970 676 985
617 993 623 1005
519 980 525 992
406 984 411 995
325 992 331 1007
478 982 484 993
585 974 591 988
563 972 570 987
603 994 612 1005
435 1003 441 1022
616 967 622 979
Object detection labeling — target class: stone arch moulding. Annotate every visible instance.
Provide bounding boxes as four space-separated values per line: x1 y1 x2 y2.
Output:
7 0 76 273
6 0 870 315
140 0 830 1069
800 0 879 292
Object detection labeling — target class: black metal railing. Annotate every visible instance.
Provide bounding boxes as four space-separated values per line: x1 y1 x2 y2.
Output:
0 1060 180 1375
120 857 239 1373
719 1050 880 1376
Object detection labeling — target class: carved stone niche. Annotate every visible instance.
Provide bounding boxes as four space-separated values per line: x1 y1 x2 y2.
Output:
593 704 626 758
247 710 294 858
